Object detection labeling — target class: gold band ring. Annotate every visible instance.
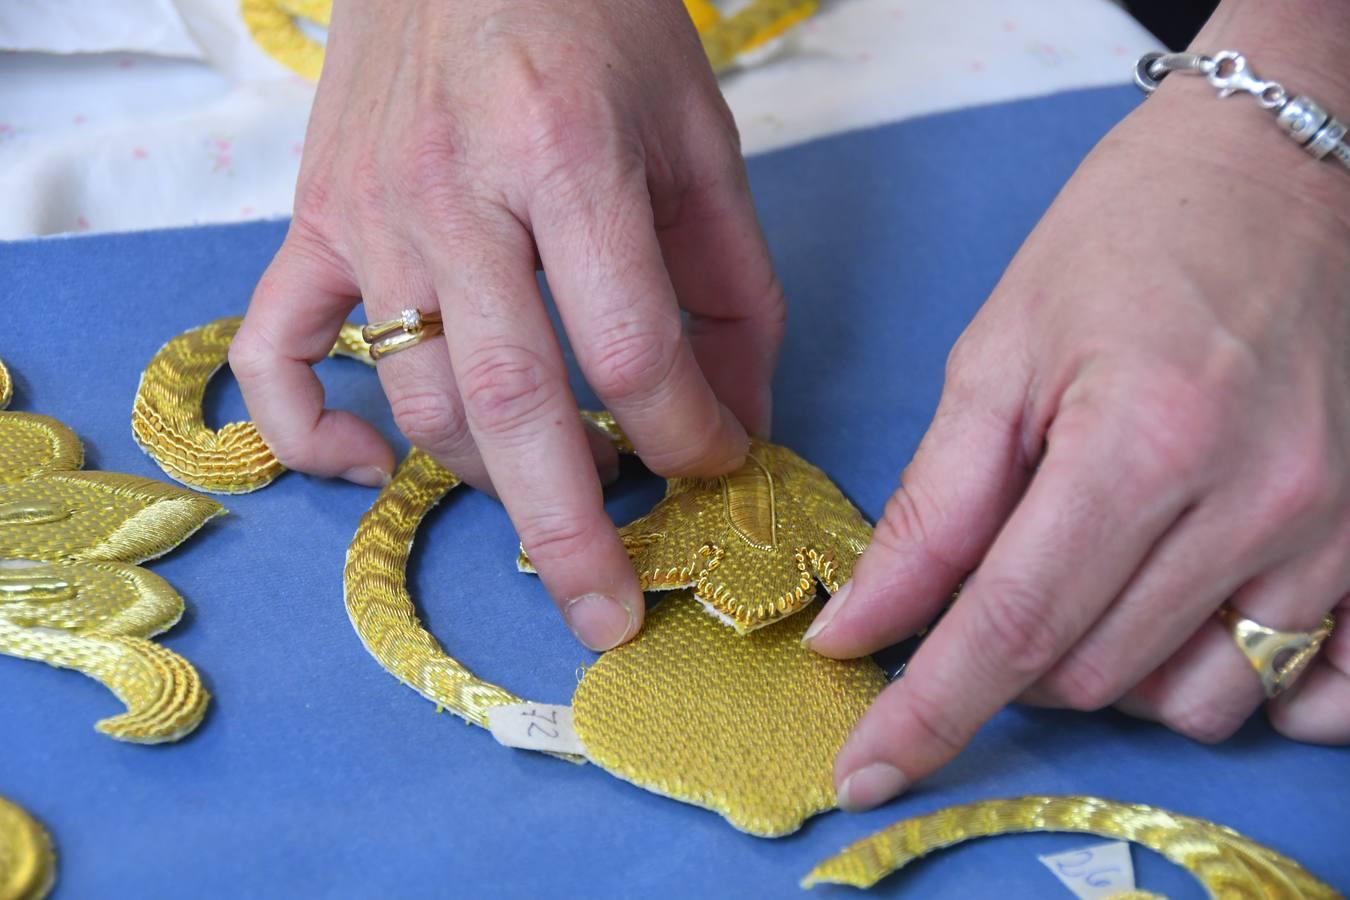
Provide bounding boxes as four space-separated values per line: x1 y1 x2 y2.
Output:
1217 607 1335 698
362 308 443 360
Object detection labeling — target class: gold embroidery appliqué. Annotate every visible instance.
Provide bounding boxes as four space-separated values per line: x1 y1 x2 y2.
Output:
572 594 886 837
522 440 871 634
132 317 372 494
0 795 55 900
342 449 577 757
1 379 222 743
800 795 1339 897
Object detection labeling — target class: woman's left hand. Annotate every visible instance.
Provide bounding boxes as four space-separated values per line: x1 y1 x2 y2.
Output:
804 8 1350 810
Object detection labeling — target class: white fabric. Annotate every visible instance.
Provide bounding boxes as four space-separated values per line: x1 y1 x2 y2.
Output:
0 0 1160 239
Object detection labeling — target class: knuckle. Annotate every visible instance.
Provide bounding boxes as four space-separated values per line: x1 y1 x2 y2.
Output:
517 507 600 566
587 319 681 402
1163 698 1244 745
896 685 970 758
459 346 558 437
226 324 271 383
391 121 471 218
966 578 1064 679
1258 446 1340 526
1040 655 1122 711
390 390 471 458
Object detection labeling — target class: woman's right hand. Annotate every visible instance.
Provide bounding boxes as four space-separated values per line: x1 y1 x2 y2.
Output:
229 0 785 651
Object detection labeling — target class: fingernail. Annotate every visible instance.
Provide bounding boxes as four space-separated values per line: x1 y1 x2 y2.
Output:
836 762 909 812
802 581 852 646
341 465 391 488
564 593 635 652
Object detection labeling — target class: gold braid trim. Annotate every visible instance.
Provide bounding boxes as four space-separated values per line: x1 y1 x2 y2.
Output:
132 317 371 494
343 449 581 760
800 795 1339 898
0 796 54 900
238 0 819 80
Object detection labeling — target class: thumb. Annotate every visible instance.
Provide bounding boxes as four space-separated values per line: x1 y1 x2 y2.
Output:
804 343 1031 657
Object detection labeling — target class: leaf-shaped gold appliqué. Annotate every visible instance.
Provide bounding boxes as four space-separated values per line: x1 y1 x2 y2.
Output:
521 440 872 634
800 795 1338 898
0 472 223 563
132 316 372 494
1 380 219 743
0 794 55 900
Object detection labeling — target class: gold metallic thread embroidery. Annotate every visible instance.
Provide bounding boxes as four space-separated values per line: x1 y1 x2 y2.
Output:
0 358 12 411
572 595 886 837
343 449 569 750
521 441 871 633
0 796 54 900
238 0 819 80
1 396 221 743
132 317 372 494
800 795 1338 898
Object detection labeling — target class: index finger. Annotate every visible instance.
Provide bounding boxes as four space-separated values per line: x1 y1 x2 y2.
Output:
831 411 1191 810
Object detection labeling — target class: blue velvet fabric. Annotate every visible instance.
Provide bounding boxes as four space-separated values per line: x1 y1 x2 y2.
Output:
2 86 1346 898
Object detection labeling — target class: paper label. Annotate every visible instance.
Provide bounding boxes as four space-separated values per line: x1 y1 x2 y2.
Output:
1038 841 1136 899
486 703 586 756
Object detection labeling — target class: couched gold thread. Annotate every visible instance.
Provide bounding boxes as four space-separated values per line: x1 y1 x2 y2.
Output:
131 317 372 494
343 450 583 758
0 358 11 411
0 795 55 900
1 384 220 743
572 597 887 837
800 795 1338 897
522 441 873 634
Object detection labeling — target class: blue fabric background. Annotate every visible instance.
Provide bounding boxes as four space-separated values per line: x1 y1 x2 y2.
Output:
2 87 1346 898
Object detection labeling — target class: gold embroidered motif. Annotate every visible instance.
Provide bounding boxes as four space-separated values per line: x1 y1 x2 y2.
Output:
343 449 578 757
0 358 12 411
238 0 819 80
0 795 55 900
800 795 1338 897
1 397 221 743
132 317 372 494
521 441 872 633
573 595 886 836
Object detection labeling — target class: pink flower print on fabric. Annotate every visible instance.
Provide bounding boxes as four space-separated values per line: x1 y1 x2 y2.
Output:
206 135 235 176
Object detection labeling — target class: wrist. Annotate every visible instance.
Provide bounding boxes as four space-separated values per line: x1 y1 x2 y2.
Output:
1127 1 1350 230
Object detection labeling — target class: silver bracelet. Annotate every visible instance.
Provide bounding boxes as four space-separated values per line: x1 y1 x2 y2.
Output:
1134 50 1350 173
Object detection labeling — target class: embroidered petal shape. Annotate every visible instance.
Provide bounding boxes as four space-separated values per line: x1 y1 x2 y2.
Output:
0 559 184 636
521 441 872 633
132 317 372 494
0 622 209 743
0 558 208 742
572 594 887 837
0 413 83 486
800 796 1339 897
0 357 12 410
0 472 223 563
0 795 55 900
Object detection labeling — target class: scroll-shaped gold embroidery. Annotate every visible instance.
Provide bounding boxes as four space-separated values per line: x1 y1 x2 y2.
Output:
343 449 566 748
573 595 886 836
238 0 819 80
0 402 221 743
800 795 1338 898
132 317 372 494
521 441 871 633
0 795 55 900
